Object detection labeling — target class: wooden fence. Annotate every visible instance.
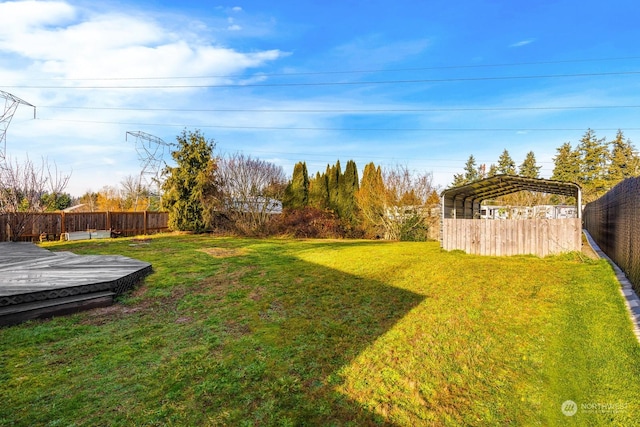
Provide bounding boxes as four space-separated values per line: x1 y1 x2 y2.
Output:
0 211 169 242
441 218 582 257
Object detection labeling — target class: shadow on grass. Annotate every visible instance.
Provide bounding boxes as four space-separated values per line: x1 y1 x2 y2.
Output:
155 244 426 425
2 237 425 426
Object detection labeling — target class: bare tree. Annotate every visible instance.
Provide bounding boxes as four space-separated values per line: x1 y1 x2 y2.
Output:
218 153 286 234
96 185 127 211
0 156 71 241
357 164 438 240
120 174 150 211
78 191 98 212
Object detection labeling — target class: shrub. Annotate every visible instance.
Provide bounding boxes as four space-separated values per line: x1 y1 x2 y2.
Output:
399 214 431 241
271 207 345 238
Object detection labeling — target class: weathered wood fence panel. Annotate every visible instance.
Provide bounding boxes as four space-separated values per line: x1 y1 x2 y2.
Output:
0 211 169 242
442 218 582 256
63 212 108 233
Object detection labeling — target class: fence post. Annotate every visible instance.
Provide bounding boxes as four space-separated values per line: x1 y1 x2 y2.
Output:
144 211 148 235
61 211 66 235
106 211 111 231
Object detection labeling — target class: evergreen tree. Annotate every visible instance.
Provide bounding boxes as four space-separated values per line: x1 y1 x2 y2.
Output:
549 141 580 204
450 155 479 187
356 162 385 237
577 128 610 201
426 190 441 206
519 151 541 178
487 164 498 177
608 130 640 184
327 161 342 213
308 171 329 209
338 160 360 223
40 192 72 211
464 155 479 182
551 142 580 182
161 129 218 232
451 173 466 187
283 161 309 209
497 149 516 175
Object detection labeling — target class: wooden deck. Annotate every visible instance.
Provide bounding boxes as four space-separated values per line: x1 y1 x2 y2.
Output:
0 243 151 326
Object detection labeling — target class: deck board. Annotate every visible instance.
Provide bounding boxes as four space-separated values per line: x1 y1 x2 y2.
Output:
0 242 151 325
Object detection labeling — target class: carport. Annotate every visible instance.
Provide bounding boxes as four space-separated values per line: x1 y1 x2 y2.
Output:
440 175 582 256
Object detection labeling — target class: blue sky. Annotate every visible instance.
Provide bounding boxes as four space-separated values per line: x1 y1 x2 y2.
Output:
1 0 640 196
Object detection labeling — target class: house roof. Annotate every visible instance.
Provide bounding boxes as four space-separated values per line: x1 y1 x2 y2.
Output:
440 175 582 219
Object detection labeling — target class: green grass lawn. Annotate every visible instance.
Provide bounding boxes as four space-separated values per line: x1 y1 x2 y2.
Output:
1 234 639 426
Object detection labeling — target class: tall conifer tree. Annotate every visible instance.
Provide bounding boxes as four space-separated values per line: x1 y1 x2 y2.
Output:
283 161 309 209
608 130 640 184
497 149 516 175
161 129 218 232
327 161 342 213
519 151 541 178
356 162 385 236
577 128 610 201
308 171 329 209
451 154 479 187
551 142 581 182
338 160 360 223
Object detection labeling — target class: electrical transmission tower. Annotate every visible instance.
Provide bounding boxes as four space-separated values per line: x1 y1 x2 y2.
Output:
126 131 174 210
1 90 36 161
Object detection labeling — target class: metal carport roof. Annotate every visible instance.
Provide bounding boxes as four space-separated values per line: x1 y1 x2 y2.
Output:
440 174 582 220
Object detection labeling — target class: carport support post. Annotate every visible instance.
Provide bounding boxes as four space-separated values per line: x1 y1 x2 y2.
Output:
462 197 467 219
577 187 583 220
452 195 458 219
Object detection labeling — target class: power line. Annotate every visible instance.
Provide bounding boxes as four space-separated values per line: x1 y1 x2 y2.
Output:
6 70 640 90
229 148 558 165
7 55 640 81
36 118 640 132
39 104 640 113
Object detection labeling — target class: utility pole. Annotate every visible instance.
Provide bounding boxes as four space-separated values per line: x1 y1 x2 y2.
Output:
1 90 36 161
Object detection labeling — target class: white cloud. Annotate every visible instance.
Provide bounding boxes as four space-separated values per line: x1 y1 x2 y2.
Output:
0 0 287 195
227 17 242 31
0 4 282 81
509 39 535 47
0 1 76 35
232 6 243 13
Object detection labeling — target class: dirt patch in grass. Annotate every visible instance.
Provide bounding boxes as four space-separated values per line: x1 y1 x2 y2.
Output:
224 319 251 337
78 286 149 325
80 304 143 325
198 247 248 258
80 285 188 326
198 270 249 295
